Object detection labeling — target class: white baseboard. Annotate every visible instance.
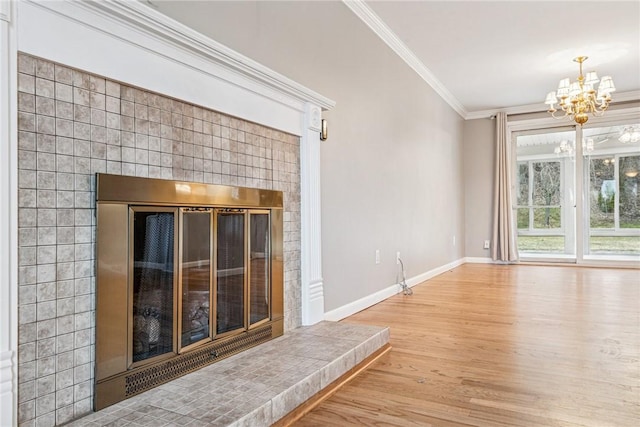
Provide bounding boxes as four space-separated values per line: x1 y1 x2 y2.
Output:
324 282 399 322
463 256 495 264
405 258 465 288
324 258 465 322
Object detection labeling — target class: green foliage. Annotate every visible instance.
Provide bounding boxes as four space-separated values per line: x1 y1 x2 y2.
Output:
517 208 529 229
619 156 640 228
533 207 561 228
590 216 614 228
597 189 615 213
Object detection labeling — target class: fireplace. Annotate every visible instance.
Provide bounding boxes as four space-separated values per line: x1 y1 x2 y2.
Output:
95 174 284 409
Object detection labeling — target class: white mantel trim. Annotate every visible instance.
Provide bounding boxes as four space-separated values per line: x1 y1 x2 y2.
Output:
81 0 335 112
301 104 325 325
0 0 18 425
18 0 335 137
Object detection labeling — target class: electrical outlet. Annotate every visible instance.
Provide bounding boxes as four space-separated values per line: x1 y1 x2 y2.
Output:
375 249 380 264
396 251 400 265
484 240 490 249
453 235 456 246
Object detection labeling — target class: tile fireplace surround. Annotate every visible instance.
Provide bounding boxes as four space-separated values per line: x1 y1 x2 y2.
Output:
16 53 304 426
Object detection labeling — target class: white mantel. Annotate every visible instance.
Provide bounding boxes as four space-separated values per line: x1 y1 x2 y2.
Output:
1 0 18 424
0 1 334 425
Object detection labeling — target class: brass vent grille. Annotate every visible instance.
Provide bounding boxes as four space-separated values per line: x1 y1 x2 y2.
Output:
124 325 273 397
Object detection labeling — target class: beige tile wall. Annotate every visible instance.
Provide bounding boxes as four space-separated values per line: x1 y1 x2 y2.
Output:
16 53 302 426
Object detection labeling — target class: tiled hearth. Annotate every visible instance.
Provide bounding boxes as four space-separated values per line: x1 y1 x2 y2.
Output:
67 322 389 426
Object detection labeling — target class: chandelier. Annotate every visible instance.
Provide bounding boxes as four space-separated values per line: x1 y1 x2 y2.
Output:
553 138 595 156
619 127 640 143
544 56 615 125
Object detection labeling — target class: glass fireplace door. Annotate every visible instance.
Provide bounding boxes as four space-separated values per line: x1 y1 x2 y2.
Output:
130 208 177 364
216 210 246 335
249 212 270 326
180 209 212 350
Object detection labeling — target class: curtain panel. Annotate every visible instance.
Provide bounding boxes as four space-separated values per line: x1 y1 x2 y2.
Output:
491 112 518 262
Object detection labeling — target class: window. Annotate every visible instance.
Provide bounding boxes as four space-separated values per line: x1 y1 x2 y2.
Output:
583 123 640 256
514 128 574 255
512 120 640 260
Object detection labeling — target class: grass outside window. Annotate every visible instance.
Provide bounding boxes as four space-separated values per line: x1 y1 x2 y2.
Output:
517 235 640 255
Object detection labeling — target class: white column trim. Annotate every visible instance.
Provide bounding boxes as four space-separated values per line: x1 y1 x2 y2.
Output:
300 103 325 325
0 0 18 425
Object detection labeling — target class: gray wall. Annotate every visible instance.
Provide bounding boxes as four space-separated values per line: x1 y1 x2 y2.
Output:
463 118 495 258
154 1 466 312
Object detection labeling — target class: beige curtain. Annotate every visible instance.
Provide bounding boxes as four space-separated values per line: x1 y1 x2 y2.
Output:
491 112 518 262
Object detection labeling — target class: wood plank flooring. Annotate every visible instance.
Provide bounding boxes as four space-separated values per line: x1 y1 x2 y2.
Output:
293 264 640 427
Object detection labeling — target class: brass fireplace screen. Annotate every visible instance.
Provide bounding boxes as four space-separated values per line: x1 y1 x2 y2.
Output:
95 174 284 409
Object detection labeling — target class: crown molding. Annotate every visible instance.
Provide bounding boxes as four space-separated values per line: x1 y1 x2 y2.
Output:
69 0 335 111
465 103 544 121
606 90 640 105
0 1 11 22
342 0 467 118
465 90 640 121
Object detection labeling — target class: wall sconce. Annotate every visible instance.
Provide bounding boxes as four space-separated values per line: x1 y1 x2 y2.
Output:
320 119 328 141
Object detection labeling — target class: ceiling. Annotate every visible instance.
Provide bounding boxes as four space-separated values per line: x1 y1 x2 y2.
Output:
363 0 640 117
149 0 640 119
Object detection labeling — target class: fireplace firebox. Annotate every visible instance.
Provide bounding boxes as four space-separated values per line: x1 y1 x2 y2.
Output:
95 174 284 409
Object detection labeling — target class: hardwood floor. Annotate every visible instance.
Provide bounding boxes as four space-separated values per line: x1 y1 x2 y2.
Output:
294 264 640 427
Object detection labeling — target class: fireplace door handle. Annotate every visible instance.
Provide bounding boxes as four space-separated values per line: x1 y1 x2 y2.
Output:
218 208 245 213
183 207 212 212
